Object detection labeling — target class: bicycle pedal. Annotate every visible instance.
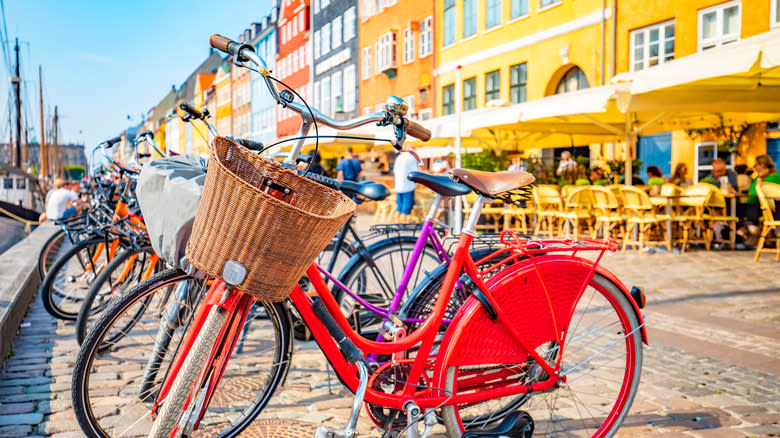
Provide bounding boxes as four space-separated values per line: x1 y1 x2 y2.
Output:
462 411 534 438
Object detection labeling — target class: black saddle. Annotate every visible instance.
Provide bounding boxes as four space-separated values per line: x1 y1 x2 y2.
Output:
340 180 390 201
407 171 471 197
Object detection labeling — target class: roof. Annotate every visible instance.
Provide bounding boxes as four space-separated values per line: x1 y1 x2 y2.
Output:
177 51 224 102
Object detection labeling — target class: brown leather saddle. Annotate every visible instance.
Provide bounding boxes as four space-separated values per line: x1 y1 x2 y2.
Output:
449 168 535 198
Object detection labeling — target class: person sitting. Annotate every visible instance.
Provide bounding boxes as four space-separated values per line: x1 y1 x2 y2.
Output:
42 178 81 222
669 162 692 187
587 167 609 185
738 154 780 244
617 167 645 186
707 158 737 190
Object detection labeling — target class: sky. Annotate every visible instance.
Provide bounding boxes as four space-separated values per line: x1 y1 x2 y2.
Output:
0 0 272 150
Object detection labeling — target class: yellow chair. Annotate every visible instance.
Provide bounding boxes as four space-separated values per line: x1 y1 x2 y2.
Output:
706 189 740 250
620 186 671 253
533 185 562 237
677 183 716 251
560 184 578 201
502 192 534 234
591 186 624 240
374 189 396 223
462 192 503 233
755 182 780 261
556 186 594 239
607 184 625 207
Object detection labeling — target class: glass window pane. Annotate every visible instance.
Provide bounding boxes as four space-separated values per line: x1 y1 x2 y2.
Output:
511 0 528 17
665 24 674 39
702 11 716 40
649 42 659 58
664 40 674 56
649 28 659 42
723 5 738 35
634 62 644 71
634 47 643 62
634 32 644 46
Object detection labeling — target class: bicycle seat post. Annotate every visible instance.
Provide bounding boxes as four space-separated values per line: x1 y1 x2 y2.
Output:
463 195 487 235
425 194 442 222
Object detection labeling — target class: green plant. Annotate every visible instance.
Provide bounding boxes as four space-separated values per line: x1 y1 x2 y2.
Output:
606 159 643 182
686 117 753 155
461 150 509 172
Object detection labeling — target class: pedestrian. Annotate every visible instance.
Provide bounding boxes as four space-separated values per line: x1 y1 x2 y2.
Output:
336 147 363 182
393 151 420 223
41 178 80 222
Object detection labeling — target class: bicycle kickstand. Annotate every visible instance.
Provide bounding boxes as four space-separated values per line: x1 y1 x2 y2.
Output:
315 361 369 438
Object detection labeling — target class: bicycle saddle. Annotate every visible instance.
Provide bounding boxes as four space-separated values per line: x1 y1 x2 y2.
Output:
449 168 535 197
340 180 390 201
407 170 471 197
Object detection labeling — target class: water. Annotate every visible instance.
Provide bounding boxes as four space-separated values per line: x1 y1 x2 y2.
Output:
0 216 27 254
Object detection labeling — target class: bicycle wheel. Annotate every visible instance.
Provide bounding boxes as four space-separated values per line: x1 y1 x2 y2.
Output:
72 269 293 438
76 245 157 345
40 238 111 320
38 229 68 280
335 236 441 332
440 272 643 438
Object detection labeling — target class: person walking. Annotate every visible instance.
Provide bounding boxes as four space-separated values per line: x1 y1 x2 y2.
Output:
393 151 420 223
336 147 363 182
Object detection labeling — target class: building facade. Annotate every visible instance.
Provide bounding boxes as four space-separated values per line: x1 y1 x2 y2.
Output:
359 0 435 120
277 0 312 138
250 6 280 144
193 73 216 155
312 0 359 120
214 60 233 138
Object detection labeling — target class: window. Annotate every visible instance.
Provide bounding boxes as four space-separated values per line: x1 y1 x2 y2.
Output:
511 0 528 18
463 0 477 38
3 178 12 189
322 22 331 55
630 20 674 71
293 16 298 37
419 108 433 120
322 76 332 115
314 81 321 109
404 94 416 118
540 0 560 7
486 0 501 29
362 47 372 78
344 6 357 40
332 16 342 49
332 70 343 113
510 63 527 103
403 27 415 63
555 66 589 94
463 77 476 111
314 0 320 13
322 0 330 7
698 1 740 51
314 30 321 59
420 16 432 57
292 49 298 72
362 0 371 20
376 31 397 72
442 84 455 115
443 0 455 46
344 65 356 112
485 69 500 103
773 0 780 27
299 11 305 32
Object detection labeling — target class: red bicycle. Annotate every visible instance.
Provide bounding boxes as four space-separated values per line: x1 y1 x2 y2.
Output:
136 35 648 438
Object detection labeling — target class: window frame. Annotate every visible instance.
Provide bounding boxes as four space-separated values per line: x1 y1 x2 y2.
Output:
511 0 528 19
629 20 675 72
443 0 456 47
485 69 501 104
420 16 433 57
539 0 561 9
485 0 502 30
697 0 741 51
442 84 455 115
362 47 372 79
463 0 477 38
773 0 780 27
332 15 342 49
509 62 527 104
463 76 477 111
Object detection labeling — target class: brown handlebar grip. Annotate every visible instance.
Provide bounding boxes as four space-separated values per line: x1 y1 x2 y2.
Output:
406 119 432 142
210 34 232 53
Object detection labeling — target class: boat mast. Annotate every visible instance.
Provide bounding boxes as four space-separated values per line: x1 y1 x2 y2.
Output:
39 65 45 179
12 38 22 169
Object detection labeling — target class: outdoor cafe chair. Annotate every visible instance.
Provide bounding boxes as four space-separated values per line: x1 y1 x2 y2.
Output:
533 184 563 237
556 186 594 239
677 183 717 252
620 186 671 253
755 182 780 261
607 184 626 206
462 192 503 233
591 186 625 240
502 193 534 234
706 188 740 250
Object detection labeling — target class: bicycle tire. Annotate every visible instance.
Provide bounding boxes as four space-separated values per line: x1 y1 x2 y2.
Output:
440 272 643 438
72 269 293 438
75 245 156 345
38 229 67 280
334 235 441 332
40 238 110 320
148 305 228 438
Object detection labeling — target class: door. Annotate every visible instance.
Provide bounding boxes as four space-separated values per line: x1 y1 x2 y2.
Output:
637 132 672 177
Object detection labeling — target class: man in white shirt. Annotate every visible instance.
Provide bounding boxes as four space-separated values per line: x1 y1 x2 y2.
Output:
45 179 80 221
393 151 420 223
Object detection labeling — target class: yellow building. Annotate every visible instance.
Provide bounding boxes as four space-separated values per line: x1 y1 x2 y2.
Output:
434 0 778 180
193 73 216 156
214 61 233 138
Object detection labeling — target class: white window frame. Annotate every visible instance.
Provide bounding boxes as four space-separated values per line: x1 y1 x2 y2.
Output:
403 27 414 64
485 0 502 30
332 70 343 113
344 6 356 41
363 106 372 115
292 49 299 72
314 0 320 13
362 47 372 79
376 31 397 72
693 141 734 183
630 20 675 72
698 0 741 51
418 108 433 120
332 16 342 49
322 76 332 116
772 0 780 27
298 10 305 32
322 22 332 56
292 15 298 38
419 16 432 57
403 94 416 118
314 81 321 110
344 65 357 113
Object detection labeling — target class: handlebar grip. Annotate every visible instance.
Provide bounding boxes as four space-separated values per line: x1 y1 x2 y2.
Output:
180 102 203 120
105 136 122 148
138 131 153 138
297 169 342 192
209 34 232 53
234 138 265 151
406 119 432 142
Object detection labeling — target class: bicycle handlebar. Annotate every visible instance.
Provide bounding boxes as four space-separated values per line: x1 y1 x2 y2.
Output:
102 136 122 149
180 102 204 120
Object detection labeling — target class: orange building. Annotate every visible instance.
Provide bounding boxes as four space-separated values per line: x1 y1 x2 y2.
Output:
193 73 216 155
277 0 311 137
358 0 435 120
214 61 233 137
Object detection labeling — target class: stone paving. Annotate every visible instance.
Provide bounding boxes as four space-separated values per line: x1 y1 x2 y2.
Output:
0 243 779 437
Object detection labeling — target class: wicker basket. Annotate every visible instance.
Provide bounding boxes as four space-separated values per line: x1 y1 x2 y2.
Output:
185 137 356 301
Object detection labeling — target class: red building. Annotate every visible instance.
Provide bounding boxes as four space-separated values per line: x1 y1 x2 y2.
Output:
276 0 311 138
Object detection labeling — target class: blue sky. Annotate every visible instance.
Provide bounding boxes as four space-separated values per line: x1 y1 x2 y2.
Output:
0 0 271 150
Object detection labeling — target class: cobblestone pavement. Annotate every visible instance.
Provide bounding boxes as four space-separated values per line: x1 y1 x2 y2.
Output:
0 246 778 437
